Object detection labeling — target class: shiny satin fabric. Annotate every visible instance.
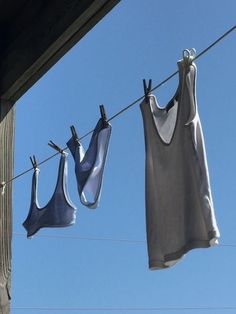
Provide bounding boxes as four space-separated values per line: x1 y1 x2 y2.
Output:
67 118 112 209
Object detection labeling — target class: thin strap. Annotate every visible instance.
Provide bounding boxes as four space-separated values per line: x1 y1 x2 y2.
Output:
53 152 66 192
53 152 76 208
29 156 39 204
30 167 39 205
182 58 197 125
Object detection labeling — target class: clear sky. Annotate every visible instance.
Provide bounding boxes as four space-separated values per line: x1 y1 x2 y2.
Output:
12 0 236 313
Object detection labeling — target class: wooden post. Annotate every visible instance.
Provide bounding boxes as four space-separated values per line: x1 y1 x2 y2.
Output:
0 99 15 313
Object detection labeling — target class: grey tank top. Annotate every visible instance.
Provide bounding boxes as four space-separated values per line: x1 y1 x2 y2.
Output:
67 118 112 209
140 55 220 270
23 152 76 238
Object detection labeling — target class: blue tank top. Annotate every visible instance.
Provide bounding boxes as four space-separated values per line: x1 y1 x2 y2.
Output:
67 118 112 209
23 152 76 237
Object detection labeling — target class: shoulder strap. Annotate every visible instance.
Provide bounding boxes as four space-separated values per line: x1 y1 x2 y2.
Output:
53 152 76 209
178 50 197 125
54 152 67 192
184 61 197 125
29 156 40 206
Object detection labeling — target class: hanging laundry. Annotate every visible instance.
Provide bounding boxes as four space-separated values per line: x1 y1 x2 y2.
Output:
140 49 220 270
23 146 76 238
67 108 112 209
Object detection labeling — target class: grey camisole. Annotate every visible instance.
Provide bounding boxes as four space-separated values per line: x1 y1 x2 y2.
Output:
23 152 76 237
140 53 220 269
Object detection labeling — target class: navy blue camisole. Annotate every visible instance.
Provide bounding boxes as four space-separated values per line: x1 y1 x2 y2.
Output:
23 152 76 237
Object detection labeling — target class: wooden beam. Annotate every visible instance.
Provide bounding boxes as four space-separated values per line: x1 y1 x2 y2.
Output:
0 99 15 313
0 0 120 102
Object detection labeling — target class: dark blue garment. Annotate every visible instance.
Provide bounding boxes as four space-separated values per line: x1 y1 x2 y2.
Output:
23 152 76 238
67 118 112 208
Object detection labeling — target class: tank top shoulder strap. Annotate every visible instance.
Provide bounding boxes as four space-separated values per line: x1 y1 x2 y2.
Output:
178 51 198 125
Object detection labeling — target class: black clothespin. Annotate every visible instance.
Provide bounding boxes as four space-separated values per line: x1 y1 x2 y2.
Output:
143 79 152 101
100 104 109 127
48 140 64 153
30 155 38 169
70 125 80 144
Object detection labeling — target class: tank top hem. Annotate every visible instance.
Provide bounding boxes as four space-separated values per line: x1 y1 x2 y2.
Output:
149 236 219 269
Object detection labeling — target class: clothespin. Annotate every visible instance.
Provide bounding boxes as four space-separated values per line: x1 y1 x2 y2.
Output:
30 155 38 169
0 182 6 196
99 105 109 127
183 48 196 64
48 140 64 153
70 125 80 145
143 79 152 101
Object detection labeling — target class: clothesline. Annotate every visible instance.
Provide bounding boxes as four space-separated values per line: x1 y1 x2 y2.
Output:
11 305 236 311
13 232 236 247
1 24 236 190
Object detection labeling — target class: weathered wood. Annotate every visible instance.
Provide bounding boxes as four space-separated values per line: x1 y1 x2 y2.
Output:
0 0 120 102
0 99 15 313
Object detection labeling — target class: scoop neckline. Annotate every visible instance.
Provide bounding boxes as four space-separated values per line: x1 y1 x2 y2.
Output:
149 93 179 145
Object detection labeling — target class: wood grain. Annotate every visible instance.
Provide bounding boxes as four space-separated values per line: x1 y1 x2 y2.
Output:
0 99 15 313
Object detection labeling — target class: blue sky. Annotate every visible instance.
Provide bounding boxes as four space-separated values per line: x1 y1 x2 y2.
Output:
12 0 236 313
